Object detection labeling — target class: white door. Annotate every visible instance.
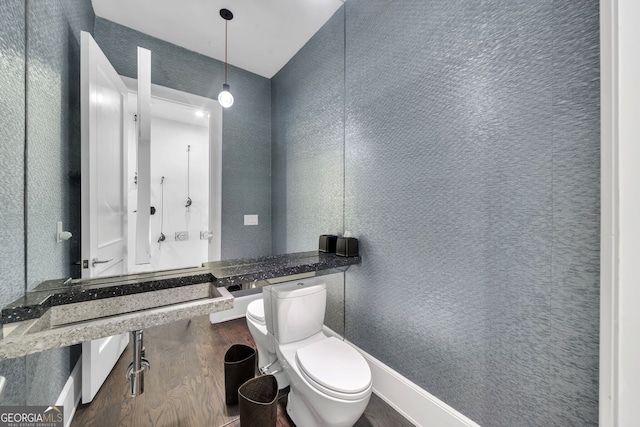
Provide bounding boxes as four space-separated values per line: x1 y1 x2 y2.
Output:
80 31 129 404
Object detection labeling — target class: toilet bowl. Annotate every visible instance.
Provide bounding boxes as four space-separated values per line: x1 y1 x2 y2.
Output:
267 280 372 427
277 333 372 427
246 299 275 368
245 299 289 389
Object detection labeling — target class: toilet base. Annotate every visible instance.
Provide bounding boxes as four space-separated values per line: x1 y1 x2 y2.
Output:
286 387 321 427
261 359 290 390
246 305 290 390
286 387 370 427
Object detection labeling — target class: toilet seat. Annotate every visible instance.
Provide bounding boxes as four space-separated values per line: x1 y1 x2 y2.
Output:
247 299 265 324
295 337 371 400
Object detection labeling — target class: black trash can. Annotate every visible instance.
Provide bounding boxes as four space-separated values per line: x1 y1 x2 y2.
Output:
224 344 256 405
238 374 279 427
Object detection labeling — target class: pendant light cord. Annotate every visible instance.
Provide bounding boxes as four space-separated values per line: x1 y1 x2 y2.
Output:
218 8 234 108
224 20 228 84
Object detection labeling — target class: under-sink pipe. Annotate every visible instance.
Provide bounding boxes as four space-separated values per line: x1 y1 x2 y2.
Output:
127 330 150 397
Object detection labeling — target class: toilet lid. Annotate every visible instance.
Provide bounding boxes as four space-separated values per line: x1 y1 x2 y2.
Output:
295 337 371 395
246 299 265 323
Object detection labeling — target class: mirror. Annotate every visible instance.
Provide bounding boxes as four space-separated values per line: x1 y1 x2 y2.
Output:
24 1 346 288
0 0 346 408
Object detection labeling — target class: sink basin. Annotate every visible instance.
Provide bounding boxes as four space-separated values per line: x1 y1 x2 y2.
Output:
0 286 233 360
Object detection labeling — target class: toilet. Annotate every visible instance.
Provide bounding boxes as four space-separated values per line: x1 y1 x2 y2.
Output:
247 279 372 427
245 298 290 389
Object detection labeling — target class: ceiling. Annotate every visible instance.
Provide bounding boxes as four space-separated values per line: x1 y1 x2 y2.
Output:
91 0 344 79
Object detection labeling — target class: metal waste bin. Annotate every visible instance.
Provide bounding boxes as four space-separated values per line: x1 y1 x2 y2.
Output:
224 344 256 405
238 374 279 427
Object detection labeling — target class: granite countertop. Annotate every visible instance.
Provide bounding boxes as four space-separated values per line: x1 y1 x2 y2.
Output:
1 251 360 326
1 270 214 325
0 251 359 360
0 287 233 360
205 251 361 287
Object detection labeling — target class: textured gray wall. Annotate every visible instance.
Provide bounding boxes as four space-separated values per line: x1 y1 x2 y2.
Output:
343 1 600 426
23 0 93 406
0 0 27 407
26 0 95 289
2 0 601 423
0 0 26 309
271 7 345 254
0 0 91 407
93 18 272 259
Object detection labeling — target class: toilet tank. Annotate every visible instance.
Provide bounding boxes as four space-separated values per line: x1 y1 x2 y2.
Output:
269 281 327 344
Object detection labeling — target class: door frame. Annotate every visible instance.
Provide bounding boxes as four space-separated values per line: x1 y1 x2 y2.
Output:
599 0 640 424
120 76 223 264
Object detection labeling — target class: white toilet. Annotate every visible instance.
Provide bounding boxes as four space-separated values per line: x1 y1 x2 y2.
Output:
246 298 290 389
248 279 372 427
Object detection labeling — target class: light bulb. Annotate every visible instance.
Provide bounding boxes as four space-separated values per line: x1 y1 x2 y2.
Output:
218 83 234 108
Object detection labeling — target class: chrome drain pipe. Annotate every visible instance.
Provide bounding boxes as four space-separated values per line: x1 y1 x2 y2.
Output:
126 330 150 397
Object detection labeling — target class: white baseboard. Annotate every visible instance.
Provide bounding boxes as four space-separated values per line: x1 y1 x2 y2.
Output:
55 310 477 427
223 307 479 427
348 342 482 427
55 358 82 427
209 293 262 324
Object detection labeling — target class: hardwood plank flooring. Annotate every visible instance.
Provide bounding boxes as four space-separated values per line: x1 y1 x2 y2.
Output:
72 315 413 427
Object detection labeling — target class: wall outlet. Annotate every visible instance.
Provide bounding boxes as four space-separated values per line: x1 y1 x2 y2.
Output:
175 231 189 241
244 214 259 226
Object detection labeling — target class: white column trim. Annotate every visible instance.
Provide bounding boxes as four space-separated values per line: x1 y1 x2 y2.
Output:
599 0 618 424
600 0 640 424
55 358 82 427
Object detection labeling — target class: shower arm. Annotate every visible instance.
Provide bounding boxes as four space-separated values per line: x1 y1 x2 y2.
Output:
185 145 192 209
158 176 166 243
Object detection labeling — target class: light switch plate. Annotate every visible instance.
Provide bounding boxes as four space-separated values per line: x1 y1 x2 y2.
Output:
244 214 258 226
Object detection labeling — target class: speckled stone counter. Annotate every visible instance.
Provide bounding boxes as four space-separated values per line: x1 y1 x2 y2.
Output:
0 287 233 360
204 251 361 287
1 251 360 325
1 267 213 324
0 251 360 360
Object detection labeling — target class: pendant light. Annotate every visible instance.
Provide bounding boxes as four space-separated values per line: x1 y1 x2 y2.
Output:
218 8 234 108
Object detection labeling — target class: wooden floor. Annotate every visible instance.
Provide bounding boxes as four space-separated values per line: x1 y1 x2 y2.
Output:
72 315 413 427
